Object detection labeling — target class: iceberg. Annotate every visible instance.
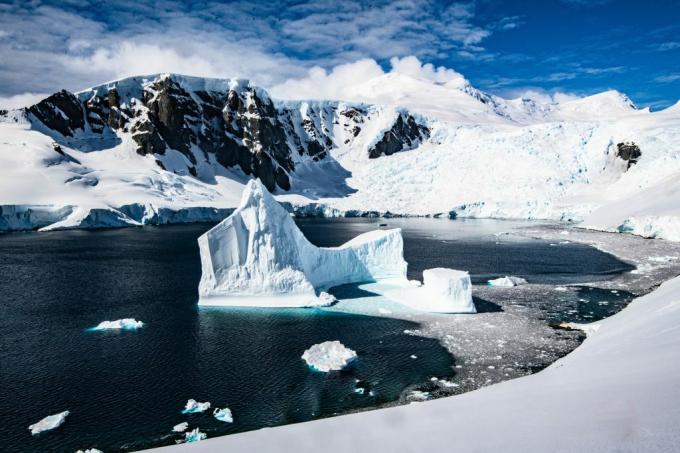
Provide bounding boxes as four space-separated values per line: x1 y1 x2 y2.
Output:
28 411 69 435
197 179 408 307
213 407 234 423
487 276 527 287
90 318 144 330
182 399 211 414
386 268 476 313
172 422 189 433
75 449 103 453
301 340 357 372
185 428 207 443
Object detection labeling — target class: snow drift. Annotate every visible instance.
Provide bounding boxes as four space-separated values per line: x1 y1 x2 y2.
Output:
197 179 408 307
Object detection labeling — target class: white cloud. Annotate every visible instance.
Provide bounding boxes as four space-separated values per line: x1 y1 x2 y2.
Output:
504 88 581 104
0 92 49 109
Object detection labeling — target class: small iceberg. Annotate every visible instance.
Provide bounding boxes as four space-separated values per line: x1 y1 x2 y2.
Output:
213 407 233 423
302 340 357 372
487 276 527 287
185 428 207 443
28 411 69 435
90 318 144 330
182 399 211 414
172 422 189 432
76 449 103 453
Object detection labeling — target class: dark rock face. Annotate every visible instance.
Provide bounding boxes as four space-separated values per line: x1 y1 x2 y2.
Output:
368 114 429 159
27 90 85 137
616 142 641 168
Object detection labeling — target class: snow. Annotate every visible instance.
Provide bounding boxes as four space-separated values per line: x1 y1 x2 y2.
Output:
147 275 680 453
386 268 476 313
90 318 144 330
28 411 69 435
172 422 189 433
487 276 528 287
181 400 211 414
197 179 408 308
301 340 357 372
184 428 207 443
213 408 234 423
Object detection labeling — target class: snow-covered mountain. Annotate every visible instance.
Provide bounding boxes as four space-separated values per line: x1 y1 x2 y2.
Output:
1 72 679 237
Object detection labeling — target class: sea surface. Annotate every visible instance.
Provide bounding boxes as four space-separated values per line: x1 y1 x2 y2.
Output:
0 218 634 451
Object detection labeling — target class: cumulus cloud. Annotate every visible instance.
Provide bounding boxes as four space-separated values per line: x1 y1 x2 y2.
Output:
504 88 581 104
0 93 49 110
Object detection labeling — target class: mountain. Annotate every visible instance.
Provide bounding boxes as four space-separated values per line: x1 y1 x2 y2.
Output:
1 72 679 236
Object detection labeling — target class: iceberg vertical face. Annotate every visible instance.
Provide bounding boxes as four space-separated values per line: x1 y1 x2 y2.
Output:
198 179 408 307
387 268 476 313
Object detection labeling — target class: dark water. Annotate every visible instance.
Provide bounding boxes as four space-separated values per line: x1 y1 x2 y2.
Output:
0 219 634 452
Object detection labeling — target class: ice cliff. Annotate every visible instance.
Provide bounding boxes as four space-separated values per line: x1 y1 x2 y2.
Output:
197 179 408 307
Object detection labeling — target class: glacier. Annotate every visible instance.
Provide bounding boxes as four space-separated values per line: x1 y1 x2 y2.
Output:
301 340 358 372
386 268 476 313
487 276 528 287
197 179 408 307
28 411 69 435
181 399 211 414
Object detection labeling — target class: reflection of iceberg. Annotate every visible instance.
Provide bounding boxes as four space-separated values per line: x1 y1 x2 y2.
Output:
198 180 408 308
90 318 144 330
487 276 527 287
302 340 357 372
28 411 69 435
185 428 207 443
213 407 233 423
182 399 211 414
387 268 476 313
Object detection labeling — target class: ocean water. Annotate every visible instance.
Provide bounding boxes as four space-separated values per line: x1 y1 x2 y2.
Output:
0 219 633 451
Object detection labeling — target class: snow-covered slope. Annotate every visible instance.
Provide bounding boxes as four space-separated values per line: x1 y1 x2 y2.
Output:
1 72 679 235
148 274 680 453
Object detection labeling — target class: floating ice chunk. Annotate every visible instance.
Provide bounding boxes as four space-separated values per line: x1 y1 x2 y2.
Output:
301 340 357 372
185 428 207 443
315 292 337 307
410 355 418 359
648 256 678 263
182 399 211 414
554 286 569 292
172 422 189 433
29 411 69 435
75 449 103 453
387 268 476 313
487 276 527 287
213 407 233 423
197 180 408 308
91 318 144 330
407 391 430 402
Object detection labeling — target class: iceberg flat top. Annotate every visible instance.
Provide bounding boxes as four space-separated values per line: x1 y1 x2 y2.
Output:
301 340 357 372
28 411 69 435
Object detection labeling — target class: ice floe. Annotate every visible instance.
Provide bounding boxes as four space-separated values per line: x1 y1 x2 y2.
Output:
487 276 527 287
182 399 211 414
28 411 69 435
172 422 189 433
90 318 144 330
301 340 357 372
213 407 233 423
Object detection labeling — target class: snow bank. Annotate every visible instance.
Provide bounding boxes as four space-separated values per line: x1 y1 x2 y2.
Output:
147 276 680 453
28 411 69 435
90 318 144 331
487 276 527 287
182 400 211 414
301 341 357 372
184 428 207 443
213 408 234 423
197 180 408 308
386 268 476 313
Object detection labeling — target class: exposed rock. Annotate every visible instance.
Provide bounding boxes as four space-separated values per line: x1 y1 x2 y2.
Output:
368 114 429 158
27 90 84 137
616 141 641 168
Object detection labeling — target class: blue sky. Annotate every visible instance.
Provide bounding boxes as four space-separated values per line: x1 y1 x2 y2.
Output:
0 0 678 108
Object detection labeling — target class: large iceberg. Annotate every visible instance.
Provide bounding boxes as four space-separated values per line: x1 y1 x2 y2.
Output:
198 179 408 307
302 340 358 372
28 411 69 435
387 268 476 313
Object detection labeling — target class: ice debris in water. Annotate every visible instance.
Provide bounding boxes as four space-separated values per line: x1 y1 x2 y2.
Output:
554 286 569 292
91 318 144 330
213 407 233 423
29 411 69 435
316 292 337 307
648 256 678 263
182 399 211 414
302 340 357 372
487 276 527 287
172 422 189 432
75 449 103 453
407 391 431 402
185 428 207 443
